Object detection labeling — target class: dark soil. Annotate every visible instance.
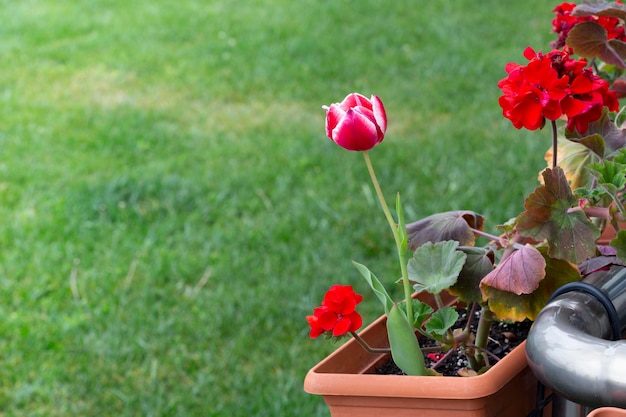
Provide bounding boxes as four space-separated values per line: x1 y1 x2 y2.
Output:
376 308 533 376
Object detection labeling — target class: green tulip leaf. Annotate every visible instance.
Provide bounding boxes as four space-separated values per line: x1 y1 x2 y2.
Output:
407 241 467 295
406 211 484 250
396 193 408 253
387 304 426 376
353 261 393 314
517 167 600 264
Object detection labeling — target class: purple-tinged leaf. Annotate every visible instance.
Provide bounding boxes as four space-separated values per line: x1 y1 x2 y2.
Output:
480 244 546 295
572 2 626 22
482 247 579 321
566 21 626 68
406 211 484 250
448 246 494 303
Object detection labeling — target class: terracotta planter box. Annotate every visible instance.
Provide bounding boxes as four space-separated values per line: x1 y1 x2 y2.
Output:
304 293 544 417
588 408 626 417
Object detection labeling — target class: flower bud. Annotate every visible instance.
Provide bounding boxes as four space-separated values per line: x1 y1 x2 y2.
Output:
324 93 387 151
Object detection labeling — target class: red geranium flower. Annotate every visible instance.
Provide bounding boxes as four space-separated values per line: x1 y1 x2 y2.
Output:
498 47 618 134
306 285 363 338
497 48 569 130
561 69 619 133
551 1 626 50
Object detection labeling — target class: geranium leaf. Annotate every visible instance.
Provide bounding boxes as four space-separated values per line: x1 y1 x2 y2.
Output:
406 211 484 250
448 246 494 303
572 2 626 22
566 108 626 154
407 241 467 295
409 300 434 329
588 160 626 204
579 254 624 276
424 306 458 337
517 167 600 263
545 137 603 191
482 247 580 321
610 230 626 263
566 21 626 68
480 244 546 295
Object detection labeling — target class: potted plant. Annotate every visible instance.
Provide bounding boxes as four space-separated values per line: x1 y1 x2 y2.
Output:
304 1 626 416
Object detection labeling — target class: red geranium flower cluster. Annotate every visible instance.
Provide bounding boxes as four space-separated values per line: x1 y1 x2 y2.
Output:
306 285 363 338
551 1 626 50
498 47 619 133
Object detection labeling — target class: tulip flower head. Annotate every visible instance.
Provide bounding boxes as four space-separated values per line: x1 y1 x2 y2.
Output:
323 93 387 151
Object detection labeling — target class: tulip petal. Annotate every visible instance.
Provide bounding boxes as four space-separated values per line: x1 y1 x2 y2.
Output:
332 109 380 151
341 93 370 110
371 95 387 134
325 104 345 140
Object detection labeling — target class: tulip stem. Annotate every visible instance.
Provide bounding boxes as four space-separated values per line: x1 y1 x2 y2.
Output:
362 151 413 323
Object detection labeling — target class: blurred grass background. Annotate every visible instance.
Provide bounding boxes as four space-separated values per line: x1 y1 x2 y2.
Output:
0 1 554 416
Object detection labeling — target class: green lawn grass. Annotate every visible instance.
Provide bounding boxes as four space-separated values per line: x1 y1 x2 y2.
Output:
0 1 555 416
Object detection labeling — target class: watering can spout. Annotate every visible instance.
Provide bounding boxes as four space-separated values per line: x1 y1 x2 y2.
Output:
526 266 626 410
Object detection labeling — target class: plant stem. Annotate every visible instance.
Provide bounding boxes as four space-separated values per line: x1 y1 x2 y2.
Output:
473 304 495 369
551 120 558 169
470 228 524 250
349 331 392 354
362 151 413 322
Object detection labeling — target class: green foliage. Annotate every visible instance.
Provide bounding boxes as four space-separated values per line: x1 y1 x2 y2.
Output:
0 0 554 415
517 167 600 263
387 304 426 376
450 246 495 303
424 307 459 339
407 241 467 294
353 261 394 314
611 230 626 263
407 300 434 329
588 159 626 214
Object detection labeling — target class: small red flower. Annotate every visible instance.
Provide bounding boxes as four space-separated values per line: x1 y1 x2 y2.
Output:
551 2 590 50
306 285 363 338
551 2 626 50
427 352 445 362
324 93 387 151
